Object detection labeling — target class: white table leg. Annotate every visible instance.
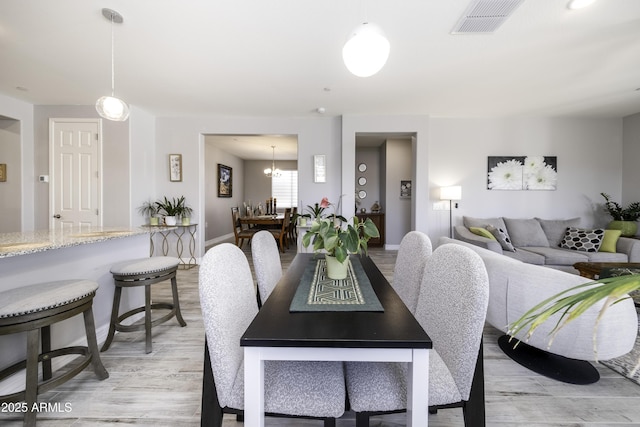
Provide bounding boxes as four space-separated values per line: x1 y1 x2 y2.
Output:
407 348 429 427
244 347 264 427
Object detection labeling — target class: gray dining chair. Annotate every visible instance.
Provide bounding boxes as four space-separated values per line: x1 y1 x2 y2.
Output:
199 243 345 427
251 230 283 306
393 231 432 313
345 243 490 427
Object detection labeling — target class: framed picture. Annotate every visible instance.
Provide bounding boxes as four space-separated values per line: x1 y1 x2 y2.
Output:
487 155 557 190
169 154 182 182
400 180 411 198
314 154 326 183
218 164 232 197
0 164 5 182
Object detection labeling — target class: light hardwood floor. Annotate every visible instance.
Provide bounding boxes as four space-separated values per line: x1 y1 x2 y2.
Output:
2 242 640 426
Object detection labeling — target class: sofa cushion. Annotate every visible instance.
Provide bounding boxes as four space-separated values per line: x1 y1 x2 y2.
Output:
536 217 581 247
486 225 516 252
501 248 545 265
503 218 549 247
599 229 622 253
463 216 507 231
521 246 589 264
585 251 628 263
560 227 605 252
469 226 496 240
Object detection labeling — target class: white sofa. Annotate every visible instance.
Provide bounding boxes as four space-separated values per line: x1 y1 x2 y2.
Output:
454 216 640 273
439 236 637 362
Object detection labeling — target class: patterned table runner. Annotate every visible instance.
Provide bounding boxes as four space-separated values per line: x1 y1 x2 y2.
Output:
289 256 384 312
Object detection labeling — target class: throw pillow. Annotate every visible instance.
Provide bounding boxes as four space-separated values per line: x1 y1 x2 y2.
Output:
486 224 516 252
560 227 605 252
469 226 497 240
599 229 622 253
463 216 508 232
536 217 581 247
503 218 549 247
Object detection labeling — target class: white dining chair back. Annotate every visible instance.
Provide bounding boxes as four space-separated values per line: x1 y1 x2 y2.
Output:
251 230 283 305
392 231 432 313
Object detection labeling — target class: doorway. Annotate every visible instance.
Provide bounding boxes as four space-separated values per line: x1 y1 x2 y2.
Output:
0 116 21 233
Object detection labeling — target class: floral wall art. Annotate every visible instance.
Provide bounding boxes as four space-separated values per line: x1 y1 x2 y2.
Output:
487 156 558 190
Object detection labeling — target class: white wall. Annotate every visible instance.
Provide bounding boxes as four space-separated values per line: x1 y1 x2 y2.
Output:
427 117 624 243
384 139 412 246
623 113 640 205
0 119 21 232
130 106 157 226
355 147 381 212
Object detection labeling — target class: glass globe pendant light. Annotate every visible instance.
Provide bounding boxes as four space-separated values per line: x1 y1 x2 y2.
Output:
342 22 390 78
95 8 130 121
264 146 282 178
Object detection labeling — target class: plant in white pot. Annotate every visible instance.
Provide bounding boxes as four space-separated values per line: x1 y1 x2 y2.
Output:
156 196 188 226
302 197 379 280
601 192 640 237
137 200 160 225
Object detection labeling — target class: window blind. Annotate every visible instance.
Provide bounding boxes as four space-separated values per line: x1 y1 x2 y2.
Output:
271 170 298 209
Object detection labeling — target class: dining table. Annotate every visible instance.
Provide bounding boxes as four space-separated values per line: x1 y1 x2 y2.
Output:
238 213 285 228
240 253 432 427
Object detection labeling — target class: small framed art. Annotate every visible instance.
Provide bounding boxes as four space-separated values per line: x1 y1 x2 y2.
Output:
169 154 182 182
314 155 326 183
218 164 232 197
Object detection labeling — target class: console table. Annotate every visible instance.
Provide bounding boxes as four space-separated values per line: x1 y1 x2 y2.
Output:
144 224 198 269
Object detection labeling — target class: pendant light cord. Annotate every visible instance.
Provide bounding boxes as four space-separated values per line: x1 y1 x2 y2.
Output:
110 14 115 97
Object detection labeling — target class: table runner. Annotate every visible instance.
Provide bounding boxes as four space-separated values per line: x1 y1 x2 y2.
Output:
289 256 384 312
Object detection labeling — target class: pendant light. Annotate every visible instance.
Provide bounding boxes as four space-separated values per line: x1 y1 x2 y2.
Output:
342 22 390 77
264 146 282 178
95 8 130 121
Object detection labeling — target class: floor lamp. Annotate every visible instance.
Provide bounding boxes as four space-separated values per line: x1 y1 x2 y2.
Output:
440 186 462 238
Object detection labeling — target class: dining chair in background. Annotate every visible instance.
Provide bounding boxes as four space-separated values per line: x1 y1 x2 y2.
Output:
231 206 257 248
287 207 298 247
269 208 291 253
345 243 490 427
251 230 283 306
392 231 433 314
199 243 345 427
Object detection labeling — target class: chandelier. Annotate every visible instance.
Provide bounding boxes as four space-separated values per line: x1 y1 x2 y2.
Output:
264 146 282 178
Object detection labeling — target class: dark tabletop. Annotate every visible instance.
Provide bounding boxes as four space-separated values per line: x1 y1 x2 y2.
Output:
241 253 432 349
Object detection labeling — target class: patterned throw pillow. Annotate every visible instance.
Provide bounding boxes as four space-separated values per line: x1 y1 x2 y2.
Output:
486 224 516 252
560 227 605 252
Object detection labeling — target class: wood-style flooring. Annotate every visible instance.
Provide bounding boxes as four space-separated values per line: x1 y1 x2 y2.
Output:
2 240 640 426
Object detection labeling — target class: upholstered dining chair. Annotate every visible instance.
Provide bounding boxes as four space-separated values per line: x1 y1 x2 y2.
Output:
269 208 291 252
345 243 490 427
393 231 432 314
231 206 257 248
251 230 283 306
199 243 345 427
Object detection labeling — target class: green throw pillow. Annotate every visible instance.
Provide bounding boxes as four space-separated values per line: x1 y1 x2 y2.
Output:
599 229 622 253
469 226 496 241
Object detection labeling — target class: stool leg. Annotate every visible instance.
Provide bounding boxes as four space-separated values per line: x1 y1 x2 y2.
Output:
145 284 152 354
41 325 52 381
83 306 109 380
171 275 187 327
25 329 40 427
101 286 123 352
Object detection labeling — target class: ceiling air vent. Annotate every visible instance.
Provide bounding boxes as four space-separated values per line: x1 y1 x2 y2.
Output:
451 0 525 34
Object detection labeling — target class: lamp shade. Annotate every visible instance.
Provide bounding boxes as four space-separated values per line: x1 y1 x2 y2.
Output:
440 186 462 201
342 22 390 77
96 96 130 121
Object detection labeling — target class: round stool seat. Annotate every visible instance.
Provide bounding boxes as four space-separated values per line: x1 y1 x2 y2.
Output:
110 256 179 276
0 279 98 322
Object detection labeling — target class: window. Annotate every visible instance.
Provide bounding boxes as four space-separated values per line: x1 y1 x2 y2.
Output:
272 170 298 209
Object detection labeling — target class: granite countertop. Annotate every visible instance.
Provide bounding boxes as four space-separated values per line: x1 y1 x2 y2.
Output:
0 227 154 259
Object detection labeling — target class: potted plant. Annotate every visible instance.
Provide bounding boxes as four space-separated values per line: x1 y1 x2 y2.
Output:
601 192 640 236
302 197 379 279
137 200 160 226
179 201 193 225
156 196 187 226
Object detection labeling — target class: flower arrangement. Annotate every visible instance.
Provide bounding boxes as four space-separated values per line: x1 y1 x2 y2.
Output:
302 197 379 263
601 193 640 221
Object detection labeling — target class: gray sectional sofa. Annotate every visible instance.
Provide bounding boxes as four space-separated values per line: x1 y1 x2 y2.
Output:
454 216 640 273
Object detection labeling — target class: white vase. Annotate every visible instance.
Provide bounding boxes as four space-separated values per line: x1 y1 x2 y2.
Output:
165 216 177 226
325 254 349 280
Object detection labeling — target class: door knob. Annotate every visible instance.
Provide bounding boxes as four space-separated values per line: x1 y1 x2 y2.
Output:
53 214 61 219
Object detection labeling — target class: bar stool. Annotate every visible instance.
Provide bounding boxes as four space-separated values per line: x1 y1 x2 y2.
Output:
101 256 186 354
0 279 109 427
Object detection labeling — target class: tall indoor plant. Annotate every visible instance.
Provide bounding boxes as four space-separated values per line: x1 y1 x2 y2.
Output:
302 197 379 279
601 192 640 237
156 196 189 226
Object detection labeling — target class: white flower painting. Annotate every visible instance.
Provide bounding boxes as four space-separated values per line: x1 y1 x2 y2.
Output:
487 156 557 190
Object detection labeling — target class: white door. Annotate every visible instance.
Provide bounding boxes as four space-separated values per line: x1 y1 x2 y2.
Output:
49 119 102 230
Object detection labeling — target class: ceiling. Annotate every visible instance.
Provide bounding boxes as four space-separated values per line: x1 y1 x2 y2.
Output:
1 0 640 121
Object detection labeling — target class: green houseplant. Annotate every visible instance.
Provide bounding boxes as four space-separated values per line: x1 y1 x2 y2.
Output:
137 200 160 225
601 192 640 236
302 197 379 279
156 196 190 226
